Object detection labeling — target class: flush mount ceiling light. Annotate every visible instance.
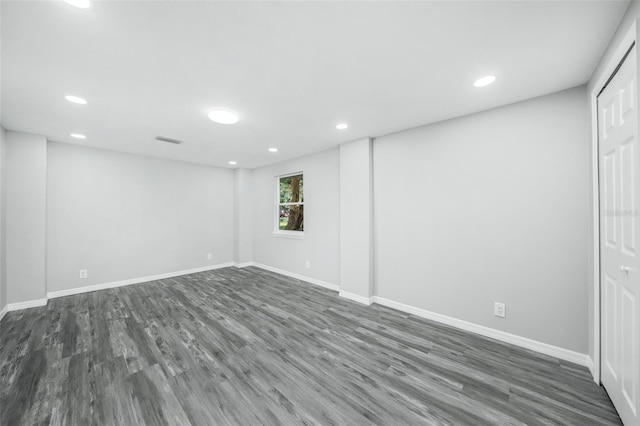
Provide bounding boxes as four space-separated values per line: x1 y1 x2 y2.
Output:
473 75 496 87
336 123 348 130
65 95 87 104
70 133 86 139
268 148 278 153
228 161 237 165
208 109 239 124
63 0 91 8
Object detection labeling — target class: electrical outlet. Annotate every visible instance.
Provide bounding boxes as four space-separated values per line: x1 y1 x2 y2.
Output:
207 253 212 260
79 269 88 279
494 302 506 318
305 260 311 269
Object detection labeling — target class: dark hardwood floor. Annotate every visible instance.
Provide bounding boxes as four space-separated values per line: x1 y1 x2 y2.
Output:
0 266 622 425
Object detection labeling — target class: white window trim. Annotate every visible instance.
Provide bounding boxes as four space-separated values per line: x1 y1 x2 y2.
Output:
272 230 305 239
274 171 304 238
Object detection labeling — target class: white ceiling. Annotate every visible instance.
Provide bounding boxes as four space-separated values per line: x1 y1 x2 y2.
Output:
0 0 630 169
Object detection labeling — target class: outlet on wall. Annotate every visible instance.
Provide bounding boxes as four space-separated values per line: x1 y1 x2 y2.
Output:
79 269 88 279
207 253 212 260
494 302 506 318
305 260 311 269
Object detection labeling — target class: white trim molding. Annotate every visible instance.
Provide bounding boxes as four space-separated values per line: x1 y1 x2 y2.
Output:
7 298 48 312
250 262 340 292
339 290 372 305
371 296 591 367
586 357 596 379
274 171 305 237
6 262 338 315
0 304 8 321
4 263 237 316
233 265 589 367
271 232 305 240
47 262 235 299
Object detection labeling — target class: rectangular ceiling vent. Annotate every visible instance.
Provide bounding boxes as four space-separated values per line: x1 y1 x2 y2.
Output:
156 136 183 144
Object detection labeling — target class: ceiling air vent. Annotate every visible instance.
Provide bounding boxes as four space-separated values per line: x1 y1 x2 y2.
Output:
156 136 183 144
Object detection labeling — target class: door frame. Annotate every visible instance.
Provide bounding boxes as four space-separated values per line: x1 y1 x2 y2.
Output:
590 19 638 384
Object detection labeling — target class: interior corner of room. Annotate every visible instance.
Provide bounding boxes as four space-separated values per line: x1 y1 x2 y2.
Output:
1 0 639 424
0 85 596 362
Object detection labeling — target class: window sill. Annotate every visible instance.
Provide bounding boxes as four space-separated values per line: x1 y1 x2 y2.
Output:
272 231 305 240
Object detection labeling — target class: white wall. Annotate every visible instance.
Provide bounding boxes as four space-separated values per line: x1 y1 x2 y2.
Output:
46 142 235 292
251 148 340 285
339 138 373 302
234 168 253 265
374 86 590 353
589 1 638 94
0 126 7 313
6 131 47 304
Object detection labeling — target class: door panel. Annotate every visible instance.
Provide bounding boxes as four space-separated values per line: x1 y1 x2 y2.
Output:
599 45 639 426
621 287 636 414
621 74 635 123
621 138 636 256
604 98 616 140
605 273 618 380
604 148 618 249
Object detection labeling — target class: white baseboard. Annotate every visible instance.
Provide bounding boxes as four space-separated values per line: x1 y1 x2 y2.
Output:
7 298 48 312
47 262 235 300
339 290 372 305
2 261 591 369
241 265 589 368
250 262 340 292
371 296 591 367
586 357 597 382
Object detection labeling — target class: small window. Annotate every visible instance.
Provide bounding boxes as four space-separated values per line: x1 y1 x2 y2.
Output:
276 173 304 234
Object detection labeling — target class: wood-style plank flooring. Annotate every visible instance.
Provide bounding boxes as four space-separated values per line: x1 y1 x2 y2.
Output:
0 266 622 425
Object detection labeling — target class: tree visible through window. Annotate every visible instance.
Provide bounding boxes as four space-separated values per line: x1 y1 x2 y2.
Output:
278 173 304 232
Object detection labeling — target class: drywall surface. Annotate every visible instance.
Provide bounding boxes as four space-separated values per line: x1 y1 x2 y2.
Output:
589 1 638 94
251 148 340 285
46 142 235 292
374 86 590 353
6 131 47 304
339 138 373 300
234 168 253 265
0 127 7 312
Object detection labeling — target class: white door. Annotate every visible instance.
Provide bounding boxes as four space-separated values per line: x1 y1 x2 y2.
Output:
599 45 640 426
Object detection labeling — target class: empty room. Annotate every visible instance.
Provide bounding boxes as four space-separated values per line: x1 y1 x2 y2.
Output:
1 0 640 425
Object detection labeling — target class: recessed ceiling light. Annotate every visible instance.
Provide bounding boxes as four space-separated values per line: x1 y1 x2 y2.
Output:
63 0 91 9
336 123 348 130
65 95 87 104
473 75 496 87
70 133 86 139
268 148 278 153
208 110 239 124
228 161 237 165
